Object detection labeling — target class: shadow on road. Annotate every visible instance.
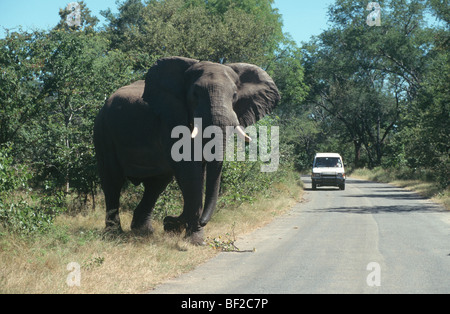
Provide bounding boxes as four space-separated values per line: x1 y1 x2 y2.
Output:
301 176 446 214
315 204 446 214
345 192 426 201
303 187 341 192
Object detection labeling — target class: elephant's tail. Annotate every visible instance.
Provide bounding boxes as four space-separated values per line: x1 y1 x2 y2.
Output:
93 108 107 184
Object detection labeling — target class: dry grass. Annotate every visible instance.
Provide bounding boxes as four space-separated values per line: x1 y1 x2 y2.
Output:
390 180 449 210
0 214 216 294
0 177 302 294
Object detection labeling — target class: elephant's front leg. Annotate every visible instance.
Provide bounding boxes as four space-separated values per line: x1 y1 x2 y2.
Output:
164 162 205 245
183 186 205 246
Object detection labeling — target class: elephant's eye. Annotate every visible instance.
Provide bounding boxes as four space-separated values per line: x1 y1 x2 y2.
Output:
233 91 238 102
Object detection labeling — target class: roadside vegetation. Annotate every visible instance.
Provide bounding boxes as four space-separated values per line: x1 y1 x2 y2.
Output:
1 0 448 293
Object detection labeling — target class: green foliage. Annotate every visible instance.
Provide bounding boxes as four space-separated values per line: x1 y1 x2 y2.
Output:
1 16 138 216
13 27 135 206
102 0 283 67
0 195 65 235
55 0 99 32
119 180 184 221
300 0 449 183
221 160 262 204
0 144 65 235
220 116 291 207
0 144 31 193
0 30 47 145
270 37 309 117
153 181 184 220
39 29 132 192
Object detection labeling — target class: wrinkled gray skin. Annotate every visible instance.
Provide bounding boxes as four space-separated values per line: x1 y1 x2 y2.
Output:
94 57 280 245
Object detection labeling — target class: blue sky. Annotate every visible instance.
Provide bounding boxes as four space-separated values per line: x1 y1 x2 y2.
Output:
0 0 334 44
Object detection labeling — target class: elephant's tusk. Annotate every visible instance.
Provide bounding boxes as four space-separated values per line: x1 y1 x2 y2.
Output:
191 125 199 139
236 126 252 143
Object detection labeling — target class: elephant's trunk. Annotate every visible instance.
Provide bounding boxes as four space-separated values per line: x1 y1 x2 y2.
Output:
200 160 223 226
194 86 250 226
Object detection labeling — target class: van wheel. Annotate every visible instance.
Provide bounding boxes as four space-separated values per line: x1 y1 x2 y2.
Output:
312 183 317 190
339 184 345 190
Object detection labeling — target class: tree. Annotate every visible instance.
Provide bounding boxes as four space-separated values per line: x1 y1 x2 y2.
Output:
55 0 99 32
303 27 401 167
269 36 308 117
100 0 146 54
395 1 449 185
0 30 47 146
33 28 135 199
204 0 284 64
301 0 444 169
0 2 138 210
101 0 284 68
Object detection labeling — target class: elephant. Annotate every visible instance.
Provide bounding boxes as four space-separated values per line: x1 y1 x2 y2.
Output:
93 56 280 245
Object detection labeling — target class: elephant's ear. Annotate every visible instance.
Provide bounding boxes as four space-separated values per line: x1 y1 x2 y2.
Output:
227 63 280 128
143 57 199 124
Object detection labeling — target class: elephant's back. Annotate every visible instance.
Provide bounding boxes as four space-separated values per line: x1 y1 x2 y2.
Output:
103 80 156 132
107 80 146 108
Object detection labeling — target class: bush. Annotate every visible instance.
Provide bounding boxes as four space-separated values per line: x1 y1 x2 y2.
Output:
0 144 32 193
219 117 292 207
0 144 65 235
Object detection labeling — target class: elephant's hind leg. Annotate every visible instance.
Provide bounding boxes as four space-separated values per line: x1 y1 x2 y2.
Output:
104 177 125 234
131 175 173 235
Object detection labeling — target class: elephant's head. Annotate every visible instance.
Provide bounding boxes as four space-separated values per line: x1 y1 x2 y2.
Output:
142 57 280 229
143 56 279 138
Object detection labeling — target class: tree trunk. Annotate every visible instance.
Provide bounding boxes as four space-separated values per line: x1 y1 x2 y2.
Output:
354 140 362 168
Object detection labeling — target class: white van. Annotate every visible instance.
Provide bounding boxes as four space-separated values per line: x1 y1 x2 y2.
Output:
311 153 346 190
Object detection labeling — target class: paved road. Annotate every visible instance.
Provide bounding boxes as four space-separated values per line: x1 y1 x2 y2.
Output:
151 177 450 294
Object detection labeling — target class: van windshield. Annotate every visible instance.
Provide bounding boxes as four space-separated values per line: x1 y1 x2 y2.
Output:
314 157 342 168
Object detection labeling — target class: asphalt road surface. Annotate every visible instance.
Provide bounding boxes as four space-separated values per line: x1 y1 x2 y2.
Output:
151 177 450 294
